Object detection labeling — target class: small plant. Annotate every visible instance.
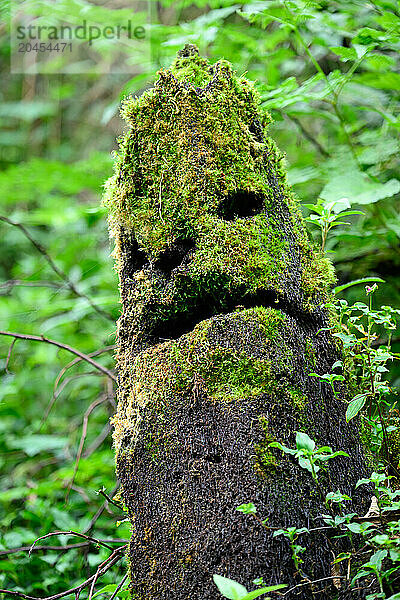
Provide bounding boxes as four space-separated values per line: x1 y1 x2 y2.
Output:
325 285 400 463
304 198 363 252
356 472 400 514
272 527 309 573
269 431 349 482
212 574 286 600
308 365 345 399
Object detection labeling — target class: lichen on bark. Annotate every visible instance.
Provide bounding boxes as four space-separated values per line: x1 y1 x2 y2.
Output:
105 44 368 600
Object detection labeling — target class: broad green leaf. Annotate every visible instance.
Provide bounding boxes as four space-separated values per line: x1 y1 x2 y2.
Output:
346 394 370 422
269 442 297 455
213 574 248 599
322 173 400 205
92 584 130 599
7 435 68 456
295 432 315 452
236 503 257 515
329 46 357 62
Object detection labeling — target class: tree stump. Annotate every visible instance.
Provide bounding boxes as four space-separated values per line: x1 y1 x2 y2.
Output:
105 45 368 599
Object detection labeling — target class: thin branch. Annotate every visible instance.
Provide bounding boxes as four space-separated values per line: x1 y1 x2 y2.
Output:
0 543 91 557
39 371 102 429
39 345 115 426
109 574 128 600
5 338 16 373
29 531 117 555
286 114 330 157
88 551 113 600
0 546 125 600
0 215 114 321
54 346 115 395
0 331 117 382
0 279 64 293
83 483 120 534
83 422 112 458
98 489 125 512
65 396 107 501
278 575 346 596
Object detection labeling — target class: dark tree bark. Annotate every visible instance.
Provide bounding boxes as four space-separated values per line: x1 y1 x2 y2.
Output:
105 45 368 599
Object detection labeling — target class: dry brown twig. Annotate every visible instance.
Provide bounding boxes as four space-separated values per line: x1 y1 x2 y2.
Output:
109 574 128 600
39 370 102 429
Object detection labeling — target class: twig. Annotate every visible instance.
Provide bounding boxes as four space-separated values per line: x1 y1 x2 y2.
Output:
0 540 127 558
0 279 64 293
98 489 125 512
0 215 113 321
39 371 102 429
109 574 128 600
54 346 115 396
0 543 90 556
65 396 107 501
5 338 16 373
87 552 113 600
0 546 125 600
83 483 120 534
286 114 330 157
278 575 346 596
83 422 112 458
39 345 115 428
29 531 117 555
0 331 117 382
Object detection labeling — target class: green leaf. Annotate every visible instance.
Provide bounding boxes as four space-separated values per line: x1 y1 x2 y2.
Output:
92 584 122 599
295 432 315 452
346 394 370 422
241 585 287 600
213 574 248 599
7 435 68 456
334 277 385 294
318 451 349 461
298 456 317 473
368 549 388 569
268 442 297 455
236 503 257 515
329 46 357 62
320 164 400 205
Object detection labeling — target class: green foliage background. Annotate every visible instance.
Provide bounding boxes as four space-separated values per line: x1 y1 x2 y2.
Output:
0 0 399 596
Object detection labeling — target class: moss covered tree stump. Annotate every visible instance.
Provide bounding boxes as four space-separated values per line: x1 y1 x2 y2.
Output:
105 45 368 599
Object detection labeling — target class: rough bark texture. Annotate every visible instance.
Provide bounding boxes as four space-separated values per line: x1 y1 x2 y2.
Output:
105 45 368 599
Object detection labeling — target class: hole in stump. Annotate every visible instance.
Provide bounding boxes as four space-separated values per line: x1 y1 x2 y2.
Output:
153 239 195 276
217 191 264 221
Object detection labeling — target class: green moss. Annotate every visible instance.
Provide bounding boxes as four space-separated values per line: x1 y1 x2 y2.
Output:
198 347 274 402
112 308 292 455
104 45 335 330
305 338 317 369
244 306 286 339
288 388 308 412
254 416 279 477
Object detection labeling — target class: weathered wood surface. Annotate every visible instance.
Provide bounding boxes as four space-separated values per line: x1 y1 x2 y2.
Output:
105 45 368 599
